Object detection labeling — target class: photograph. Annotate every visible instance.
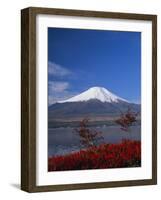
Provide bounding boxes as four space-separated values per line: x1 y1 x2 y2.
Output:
48 27 141 172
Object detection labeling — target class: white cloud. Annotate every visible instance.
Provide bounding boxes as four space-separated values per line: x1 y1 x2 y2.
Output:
48 96 57 106
48 81 78 105
48 81 69 105
48 62 76 105
49 81 69 93
48 61 71 77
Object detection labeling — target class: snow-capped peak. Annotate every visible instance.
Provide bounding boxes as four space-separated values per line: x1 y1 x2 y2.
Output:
58 86 129 103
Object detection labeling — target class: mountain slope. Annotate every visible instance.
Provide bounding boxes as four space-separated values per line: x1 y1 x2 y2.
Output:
49 99 140 118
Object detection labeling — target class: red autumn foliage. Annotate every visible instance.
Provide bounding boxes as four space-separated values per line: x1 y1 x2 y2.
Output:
48 140 141 171
115 108 139 132
74 118 104 148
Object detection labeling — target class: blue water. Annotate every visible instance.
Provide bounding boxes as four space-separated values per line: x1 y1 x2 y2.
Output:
48 125 141 156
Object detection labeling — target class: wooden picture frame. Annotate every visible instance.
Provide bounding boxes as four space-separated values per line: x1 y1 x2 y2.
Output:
21 7 157 192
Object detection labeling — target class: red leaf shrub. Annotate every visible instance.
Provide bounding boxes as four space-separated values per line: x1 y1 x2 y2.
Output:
48 140 141 171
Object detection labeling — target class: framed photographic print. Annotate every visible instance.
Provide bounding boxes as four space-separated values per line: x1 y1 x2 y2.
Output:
21 7 157 192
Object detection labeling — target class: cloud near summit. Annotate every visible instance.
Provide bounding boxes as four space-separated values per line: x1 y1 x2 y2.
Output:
48 61 72 77
48 61 78 105
48 81 69 93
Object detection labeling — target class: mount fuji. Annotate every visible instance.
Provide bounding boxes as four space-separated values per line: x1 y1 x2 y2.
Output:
49 87 140 124
58 87 129 104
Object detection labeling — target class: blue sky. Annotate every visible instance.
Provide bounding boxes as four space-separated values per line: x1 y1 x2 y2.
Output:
48 28 141 105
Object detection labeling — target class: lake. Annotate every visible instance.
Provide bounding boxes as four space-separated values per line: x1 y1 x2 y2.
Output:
48 125 141 157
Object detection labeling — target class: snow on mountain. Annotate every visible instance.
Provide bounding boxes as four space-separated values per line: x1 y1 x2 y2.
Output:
58 87 129 103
